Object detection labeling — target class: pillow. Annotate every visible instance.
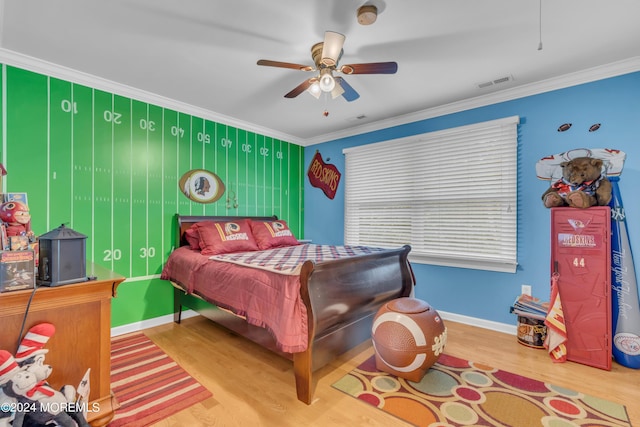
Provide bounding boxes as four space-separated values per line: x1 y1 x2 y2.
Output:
250 219 300 250
194 219 259 255
184 227 200 250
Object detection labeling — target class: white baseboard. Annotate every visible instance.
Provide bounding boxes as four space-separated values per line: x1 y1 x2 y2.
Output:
438 310 517 336
110 309 200 337
111 309 517 337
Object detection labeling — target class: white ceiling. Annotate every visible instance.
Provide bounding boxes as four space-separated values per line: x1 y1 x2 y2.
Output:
1 0 640 146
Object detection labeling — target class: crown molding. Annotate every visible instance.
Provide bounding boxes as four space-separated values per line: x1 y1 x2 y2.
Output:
303 56 640 146
2 48 638 148
0 48 303 146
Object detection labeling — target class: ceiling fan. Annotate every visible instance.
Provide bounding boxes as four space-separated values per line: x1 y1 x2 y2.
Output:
257 31 398 102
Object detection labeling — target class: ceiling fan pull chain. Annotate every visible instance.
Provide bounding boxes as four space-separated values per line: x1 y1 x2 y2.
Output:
323 92 330 117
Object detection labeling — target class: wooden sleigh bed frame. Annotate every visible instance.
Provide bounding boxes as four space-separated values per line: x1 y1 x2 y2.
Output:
167 214 415 404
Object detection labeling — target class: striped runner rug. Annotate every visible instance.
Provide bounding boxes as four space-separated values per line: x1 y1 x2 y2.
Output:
109 332 213 427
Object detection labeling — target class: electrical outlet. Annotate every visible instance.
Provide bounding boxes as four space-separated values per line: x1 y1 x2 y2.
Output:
521 284 532 296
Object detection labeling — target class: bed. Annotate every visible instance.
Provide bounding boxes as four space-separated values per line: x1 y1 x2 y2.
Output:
161 214 415 404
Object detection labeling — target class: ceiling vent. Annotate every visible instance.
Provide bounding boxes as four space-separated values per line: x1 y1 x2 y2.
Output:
346 114 367 122
476 75 514 89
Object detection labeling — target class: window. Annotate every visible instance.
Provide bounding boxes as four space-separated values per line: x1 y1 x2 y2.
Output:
343 116 519 273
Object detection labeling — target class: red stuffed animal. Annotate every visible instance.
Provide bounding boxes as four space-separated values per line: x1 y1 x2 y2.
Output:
0 201 33 239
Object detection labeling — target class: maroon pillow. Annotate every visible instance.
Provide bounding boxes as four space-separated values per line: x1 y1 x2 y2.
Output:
194 219 259 255
250 220 300 250
184 227 200 250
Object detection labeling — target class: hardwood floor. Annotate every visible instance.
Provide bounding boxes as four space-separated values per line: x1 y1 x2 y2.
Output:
142 315 639 426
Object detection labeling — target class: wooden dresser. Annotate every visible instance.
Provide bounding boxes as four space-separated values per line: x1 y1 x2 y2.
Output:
0 263 125 427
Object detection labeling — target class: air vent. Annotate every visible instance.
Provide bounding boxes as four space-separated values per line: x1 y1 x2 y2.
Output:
346 114 367 122
476 75 514 89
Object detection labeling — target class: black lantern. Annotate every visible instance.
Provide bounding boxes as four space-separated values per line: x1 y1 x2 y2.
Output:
37 224 87 287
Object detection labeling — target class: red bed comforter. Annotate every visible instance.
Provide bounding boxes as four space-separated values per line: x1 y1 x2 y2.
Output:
161 246 307 353
161 244 384 353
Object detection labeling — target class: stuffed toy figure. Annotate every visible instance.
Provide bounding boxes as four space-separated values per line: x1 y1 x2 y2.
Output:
0 350 18 427
0 201 34 239
0 389 14 427
0 350 89 427
541 157 612 209
0 324 86 427
14 324 56 382
15 323 77 405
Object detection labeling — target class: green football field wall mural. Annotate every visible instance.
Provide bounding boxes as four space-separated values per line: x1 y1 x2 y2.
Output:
0 64 304 327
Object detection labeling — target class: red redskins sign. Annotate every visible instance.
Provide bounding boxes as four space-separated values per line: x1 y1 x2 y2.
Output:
307 151 341 200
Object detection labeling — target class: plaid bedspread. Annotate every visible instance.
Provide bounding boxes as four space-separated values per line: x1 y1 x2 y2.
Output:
209 244 386 275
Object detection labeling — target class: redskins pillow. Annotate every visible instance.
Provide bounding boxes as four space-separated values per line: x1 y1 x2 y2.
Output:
194 219 259 255
184 227 201 250
250 220 300 250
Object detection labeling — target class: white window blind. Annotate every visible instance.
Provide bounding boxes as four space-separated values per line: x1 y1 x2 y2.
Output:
343 116 519 273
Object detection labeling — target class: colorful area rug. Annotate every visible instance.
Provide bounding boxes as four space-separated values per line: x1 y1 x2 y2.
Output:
109 332 212 427
332 354 631 427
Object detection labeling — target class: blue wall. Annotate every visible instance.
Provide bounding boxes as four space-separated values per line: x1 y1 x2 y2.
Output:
304 71 640 326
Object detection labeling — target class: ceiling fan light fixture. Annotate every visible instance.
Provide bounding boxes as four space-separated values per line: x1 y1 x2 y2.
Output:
258 28 396 103
321 31 345 66
307 80 321 98
357 5 378 25
319 69 336 92
331 82 345 99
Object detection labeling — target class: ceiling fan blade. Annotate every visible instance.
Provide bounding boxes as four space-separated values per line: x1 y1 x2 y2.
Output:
321 31 345 66
284 78 315 98
339 61 398 75
257 59 314 72
335 77 360 102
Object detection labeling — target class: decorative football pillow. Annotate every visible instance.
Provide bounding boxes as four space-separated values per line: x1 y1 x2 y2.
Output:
184 227 201 250
194 219 259 255
250 220 300 250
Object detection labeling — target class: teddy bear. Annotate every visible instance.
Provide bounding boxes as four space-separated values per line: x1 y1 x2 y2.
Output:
0 350 90 427
541 157 612 209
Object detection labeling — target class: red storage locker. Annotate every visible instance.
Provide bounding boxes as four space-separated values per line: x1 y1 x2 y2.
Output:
550 207 611 370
